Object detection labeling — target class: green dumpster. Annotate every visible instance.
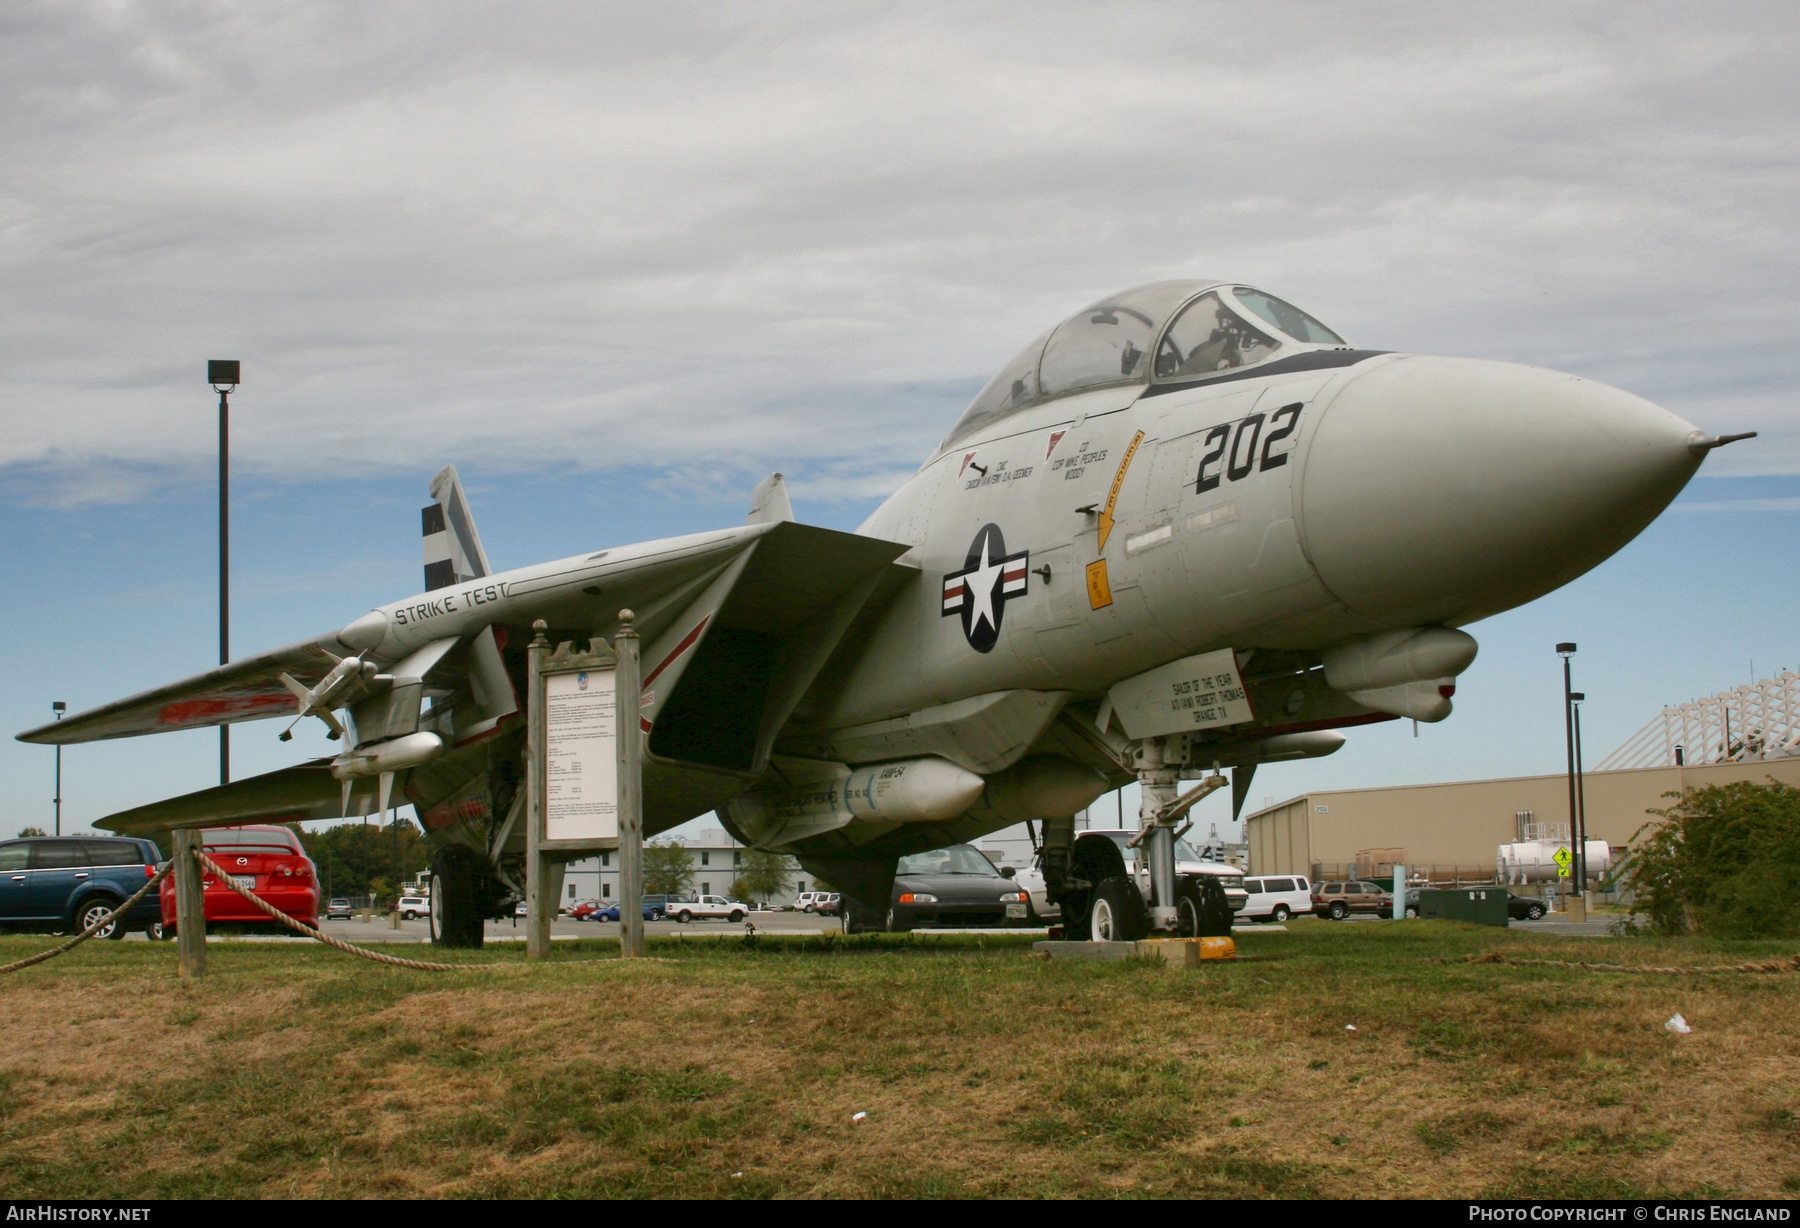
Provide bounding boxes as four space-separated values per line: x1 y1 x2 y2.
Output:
1418 887 1509 927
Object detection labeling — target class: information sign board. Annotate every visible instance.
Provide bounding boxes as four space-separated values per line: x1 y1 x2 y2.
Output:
1106 648 1252 739
544 667 618 841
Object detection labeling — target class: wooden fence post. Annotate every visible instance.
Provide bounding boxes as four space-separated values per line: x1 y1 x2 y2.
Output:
173 828 206 978
615 610 644 960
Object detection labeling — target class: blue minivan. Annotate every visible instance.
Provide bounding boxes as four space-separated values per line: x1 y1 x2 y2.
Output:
0 836 166 940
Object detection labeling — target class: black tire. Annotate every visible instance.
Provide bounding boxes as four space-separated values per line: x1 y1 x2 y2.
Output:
1061 833 1129 941
841 897 884 934
1406 906 1420 919
1328 901 1349 920
885 906 913 933
428 844 491 949
1271 904 1291 922
1089 876 1149 942
728 910 745 923
676 909 693 923
1525 903 1545 920
1173 876 1233 938
401 910 417 921
76 898 125 940
144 921 168 941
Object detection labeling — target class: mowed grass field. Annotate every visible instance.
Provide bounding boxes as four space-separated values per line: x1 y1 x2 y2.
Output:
2 921 1798 1199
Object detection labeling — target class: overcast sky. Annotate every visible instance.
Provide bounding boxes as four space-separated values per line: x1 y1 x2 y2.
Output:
3 2 1796 839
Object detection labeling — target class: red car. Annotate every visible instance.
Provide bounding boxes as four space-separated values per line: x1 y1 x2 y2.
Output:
160 825 320 933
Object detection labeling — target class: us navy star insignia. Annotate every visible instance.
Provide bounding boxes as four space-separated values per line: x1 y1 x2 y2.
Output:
941 523 1028 653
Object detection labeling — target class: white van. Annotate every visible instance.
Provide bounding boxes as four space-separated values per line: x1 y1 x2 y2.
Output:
1237 875 1313 923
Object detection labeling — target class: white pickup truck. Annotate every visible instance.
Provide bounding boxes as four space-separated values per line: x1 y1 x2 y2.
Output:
665 894 750 923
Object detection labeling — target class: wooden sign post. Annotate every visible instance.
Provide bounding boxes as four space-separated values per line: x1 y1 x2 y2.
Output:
525 612 643 960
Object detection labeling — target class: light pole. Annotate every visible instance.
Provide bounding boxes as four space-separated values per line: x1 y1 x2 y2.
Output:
51 701 65 835
208 360 239 785
1570 691 1588 901
1556 643 1578 907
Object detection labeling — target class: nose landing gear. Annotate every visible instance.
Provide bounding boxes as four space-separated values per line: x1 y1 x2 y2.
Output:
1130 735 1233 938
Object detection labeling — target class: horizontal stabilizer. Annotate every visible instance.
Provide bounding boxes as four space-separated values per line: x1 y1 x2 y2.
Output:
96 760 403 834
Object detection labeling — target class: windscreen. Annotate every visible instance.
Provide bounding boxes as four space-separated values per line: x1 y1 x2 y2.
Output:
201 829 300 854
1232 287 1345 344
897 845 999 876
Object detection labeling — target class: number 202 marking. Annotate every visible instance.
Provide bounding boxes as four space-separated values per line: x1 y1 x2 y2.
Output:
1196 402 1303 493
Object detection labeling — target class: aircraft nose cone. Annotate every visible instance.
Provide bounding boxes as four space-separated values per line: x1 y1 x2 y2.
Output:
1299 355 1702 624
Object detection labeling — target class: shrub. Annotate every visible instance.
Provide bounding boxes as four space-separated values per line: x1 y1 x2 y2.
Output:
1627 780 1800 937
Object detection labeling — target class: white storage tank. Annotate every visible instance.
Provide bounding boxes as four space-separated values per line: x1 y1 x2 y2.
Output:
1497 838 1612 884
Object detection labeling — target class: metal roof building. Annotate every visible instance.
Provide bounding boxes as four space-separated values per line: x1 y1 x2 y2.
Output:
1244 673 1800 880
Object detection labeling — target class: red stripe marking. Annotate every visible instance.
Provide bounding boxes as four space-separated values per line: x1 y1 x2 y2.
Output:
943 583 964 597
158 693 293 726
1003 567 1026 579
641 717 653 733
642 614 711 689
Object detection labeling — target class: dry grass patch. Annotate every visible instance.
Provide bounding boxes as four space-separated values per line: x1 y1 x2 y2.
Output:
0 924 1796 1197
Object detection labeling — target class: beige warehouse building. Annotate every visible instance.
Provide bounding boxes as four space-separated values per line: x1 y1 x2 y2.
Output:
1244 758 1800 881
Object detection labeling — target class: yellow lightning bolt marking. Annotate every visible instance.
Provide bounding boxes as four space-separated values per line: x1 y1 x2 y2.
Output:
1096 430 1145 553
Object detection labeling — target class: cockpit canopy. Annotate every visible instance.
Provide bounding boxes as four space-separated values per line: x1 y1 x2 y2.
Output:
941 281 1345 451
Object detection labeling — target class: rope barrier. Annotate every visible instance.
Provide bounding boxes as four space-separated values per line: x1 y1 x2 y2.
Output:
1 848 716 975
192 850 497 972
0 861 173 976
1464 951 1800 975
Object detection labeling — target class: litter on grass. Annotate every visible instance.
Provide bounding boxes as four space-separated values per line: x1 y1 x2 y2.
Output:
1666 1013 1692 1034
852 1111 868 1124
1344 1024 1357 1031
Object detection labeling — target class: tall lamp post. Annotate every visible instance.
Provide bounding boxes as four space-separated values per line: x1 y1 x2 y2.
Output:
208 360 239 785
1570 691 1588 902
51 701 66 835
1548 641 1591 907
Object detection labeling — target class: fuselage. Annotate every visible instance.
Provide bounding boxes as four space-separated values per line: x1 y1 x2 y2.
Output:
822 285 1705 728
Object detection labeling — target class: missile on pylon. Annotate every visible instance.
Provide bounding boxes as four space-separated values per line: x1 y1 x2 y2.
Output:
276 651 378 741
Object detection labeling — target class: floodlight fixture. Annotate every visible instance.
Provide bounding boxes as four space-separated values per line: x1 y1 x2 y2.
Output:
1555 642 1577 657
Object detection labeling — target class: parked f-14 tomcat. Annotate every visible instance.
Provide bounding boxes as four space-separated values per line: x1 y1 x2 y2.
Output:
20 280 1751 945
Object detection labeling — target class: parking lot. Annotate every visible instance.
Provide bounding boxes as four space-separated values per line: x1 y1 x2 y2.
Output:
117 910 1055 942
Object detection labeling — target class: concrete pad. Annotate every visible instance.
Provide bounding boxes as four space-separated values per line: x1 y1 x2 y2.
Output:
1033 940 1138 960
1032 937 1238 963
1138 936 1236 965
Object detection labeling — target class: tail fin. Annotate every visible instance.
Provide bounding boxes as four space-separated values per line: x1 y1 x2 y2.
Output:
422 464 492 591
747 472 795 525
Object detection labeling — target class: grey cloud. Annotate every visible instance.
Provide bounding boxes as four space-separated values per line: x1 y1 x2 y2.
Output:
2 0 1795 504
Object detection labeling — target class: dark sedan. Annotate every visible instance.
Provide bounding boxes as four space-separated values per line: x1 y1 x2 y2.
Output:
875 844 1034 932
1403 888 1548 920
